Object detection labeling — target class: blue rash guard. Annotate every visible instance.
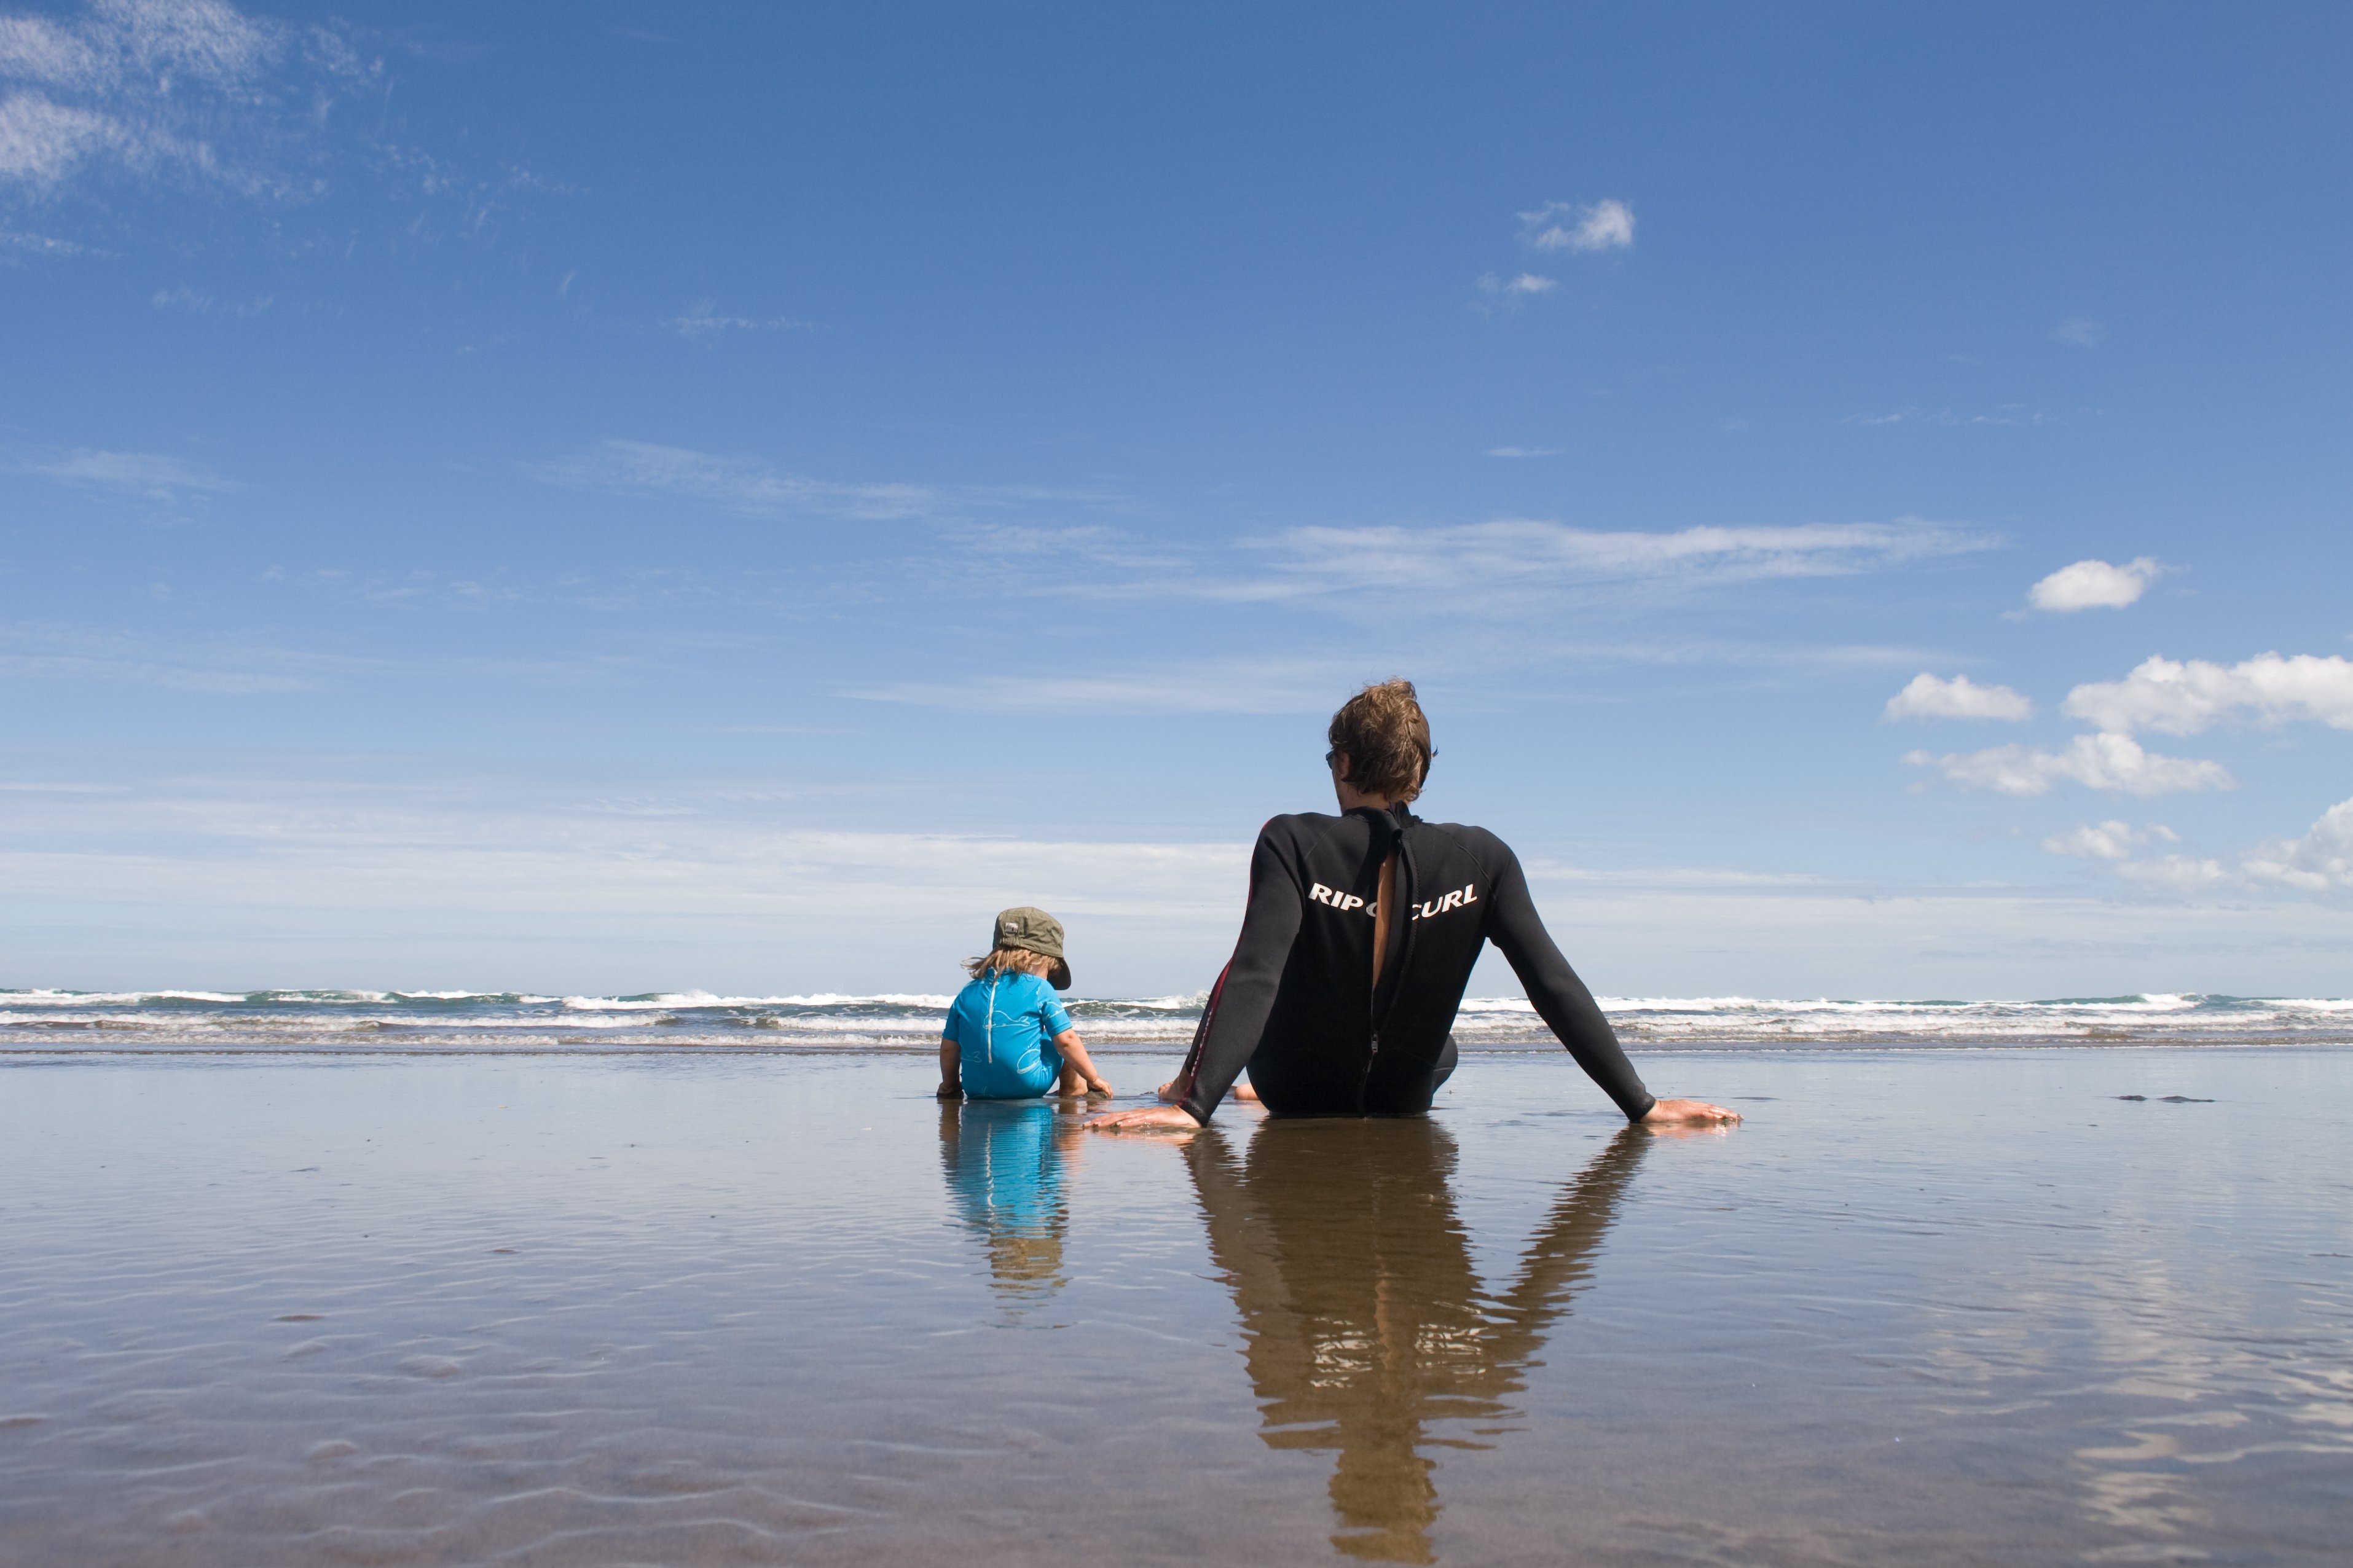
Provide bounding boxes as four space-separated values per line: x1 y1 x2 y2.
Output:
943 971 1075 1099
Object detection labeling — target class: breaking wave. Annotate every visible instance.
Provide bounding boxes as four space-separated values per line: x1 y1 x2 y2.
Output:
1 988 2345 1054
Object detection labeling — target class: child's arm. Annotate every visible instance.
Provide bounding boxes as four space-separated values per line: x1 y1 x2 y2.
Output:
937 1036 961 1099
1053 1030 1112 1095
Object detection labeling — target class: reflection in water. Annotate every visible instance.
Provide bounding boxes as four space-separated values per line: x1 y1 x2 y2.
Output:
939 1101 1085 1303
1185 1121 1649 1563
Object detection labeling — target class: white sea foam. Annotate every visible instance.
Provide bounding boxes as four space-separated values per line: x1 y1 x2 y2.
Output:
557 991 959 1011
4 988 2346 1054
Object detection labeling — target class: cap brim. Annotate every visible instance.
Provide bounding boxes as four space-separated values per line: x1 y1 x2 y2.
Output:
1048 957 1072 990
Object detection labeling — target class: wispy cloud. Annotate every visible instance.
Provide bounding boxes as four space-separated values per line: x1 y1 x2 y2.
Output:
0 621 334 692
0 223 84 252
2027 556 2163 612
1883 673 2032 722
523 439 1122 528
18 444 240 503
1904 734 2233 798
2043 820 2178 861
2052 316 2105 348
1227 517 1995 602
0 0 372 197
0 774 1257 933
1475 270 1555 308
1520 198 1635 253
1485 445 1561 459
667 304 811 338
846 658 1356 715
1845 405 2072 428
150 283 272 315
523 439 945 522
2063 653 2353 736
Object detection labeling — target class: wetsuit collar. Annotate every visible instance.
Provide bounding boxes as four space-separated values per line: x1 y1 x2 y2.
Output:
1343 801 1415 844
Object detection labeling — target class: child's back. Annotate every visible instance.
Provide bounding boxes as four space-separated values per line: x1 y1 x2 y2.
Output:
945 967 1074 1099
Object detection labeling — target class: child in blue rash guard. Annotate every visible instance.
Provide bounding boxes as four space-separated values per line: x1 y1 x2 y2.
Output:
939 906 1114 1100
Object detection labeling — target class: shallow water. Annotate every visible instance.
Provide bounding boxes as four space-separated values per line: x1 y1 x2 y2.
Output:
2 1048 2349 1564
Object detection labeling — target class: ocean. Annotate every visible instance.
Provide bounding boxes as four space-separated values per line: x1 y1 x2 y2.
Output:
4 1042 2348 1564
4 994 2349 1563
6 987 2350 1054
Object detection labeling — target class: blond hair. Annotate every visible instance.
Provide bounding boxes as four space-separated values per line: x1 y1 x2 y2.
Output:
964 946 1057 981
1327 678 1433 802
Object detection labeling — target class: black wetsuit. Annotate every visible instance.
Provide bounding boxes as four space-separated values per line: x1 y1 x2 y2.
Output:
1173 804 1656 1123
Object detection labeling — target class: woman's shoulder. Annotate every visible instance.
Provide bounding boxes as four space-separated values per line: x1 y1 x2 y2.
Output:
1257 809 1340 842
1408 816 1514 861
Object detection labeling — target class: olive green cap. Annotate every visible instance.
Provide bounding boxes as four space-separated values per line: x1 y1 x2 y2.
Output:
992 905 1071 990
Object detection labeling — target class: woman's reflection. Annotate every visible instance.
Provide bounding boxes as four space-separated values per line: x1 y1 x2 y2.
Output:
938 1100 1086 1305
1183 1120 1651 1563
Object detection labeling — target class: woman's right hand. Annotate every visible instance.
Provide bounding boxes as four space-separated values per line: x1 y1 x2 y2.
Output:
1084 1104 1204 1133
1640 1097 1741 1124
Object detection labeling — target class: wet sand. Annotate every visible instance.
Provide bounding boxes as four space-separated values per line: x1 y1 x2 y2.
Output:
3 1047 2349 1564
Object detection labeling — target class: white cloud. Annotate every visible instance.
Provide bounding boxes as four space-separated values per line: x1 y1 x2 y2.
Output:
1883 673 2032 722
2027 556 2163 612
0 89 123 185
22 445 239 501
1475 270 1555 305
2052 316 2105 348
0 1 279 93
1905 734 2233 797
2062 653 2353 736
2244 797 2353 892
523 439 943 522
1521 198 1635 253
1239 517 1995 600
1485 446 1561 459
2043 820 2177 861
2116 855 2228 891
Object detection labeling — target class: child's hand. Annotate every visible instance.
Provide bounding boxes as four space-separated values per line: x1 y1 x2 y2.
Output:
937 1082 961 1100
1085 1075 1114 1097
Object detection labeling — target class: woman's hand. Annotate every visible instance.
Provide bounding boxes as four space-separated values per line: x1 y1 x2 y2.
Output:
1084 1104 1204 1133
1640 1097 1741 1124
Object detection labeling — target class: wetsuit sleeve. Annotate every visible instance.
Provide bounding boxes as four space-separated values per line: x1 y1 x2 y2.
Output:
940 1001 961 1045
1482 843 1657 1121
1179 826 1305 1123
1040 988 1074 1037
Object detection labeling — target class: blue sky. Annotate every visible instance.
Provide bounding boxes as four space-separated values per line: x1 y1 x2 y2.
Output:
4 1 2350 998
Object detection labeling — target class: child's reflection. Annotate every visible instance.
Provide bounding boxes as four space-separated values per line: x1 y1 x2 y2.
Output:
1182 1121 1651 1564
938 1100 1088 1301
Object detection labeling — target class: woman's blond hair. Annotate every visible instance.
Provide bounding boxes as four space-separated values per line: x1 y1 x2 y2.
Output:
1327 678 1434 802
964 946 1058 981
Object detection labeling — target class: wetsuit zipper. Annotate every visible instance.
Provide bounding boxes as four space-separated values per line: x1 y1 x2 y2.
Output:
1357 815 1414 1114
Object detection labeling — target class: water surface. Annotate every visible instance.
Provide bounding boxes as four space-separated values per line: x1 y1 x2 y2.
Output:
3 1047 2348 1564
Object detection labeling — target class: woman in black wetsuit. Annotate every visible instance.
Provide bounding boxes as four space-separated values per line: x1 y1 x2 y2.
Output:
1088 680 1738 1132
